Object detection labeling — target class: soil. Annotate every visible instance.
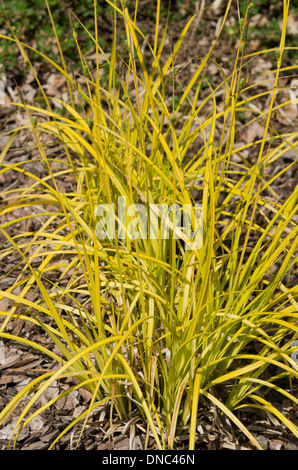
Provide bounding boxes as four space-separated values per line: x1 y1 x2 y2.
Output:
0 0 297 451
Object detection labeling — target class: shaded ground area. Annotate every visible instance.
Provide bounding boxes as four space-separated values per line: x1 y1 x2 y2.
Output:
0 0 297 450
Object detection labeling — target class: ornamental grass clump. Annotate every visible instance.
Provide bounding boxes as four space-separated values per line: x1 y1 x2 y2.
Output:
0 0 297 450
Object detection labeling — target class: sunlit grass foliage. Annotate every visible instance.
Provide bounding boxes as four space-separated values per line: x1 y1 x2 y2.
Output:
0 0 297 449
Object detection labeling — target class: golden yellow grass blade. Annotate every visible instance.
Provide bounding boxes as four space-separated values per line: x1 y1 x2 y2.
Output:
249 394 298 438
